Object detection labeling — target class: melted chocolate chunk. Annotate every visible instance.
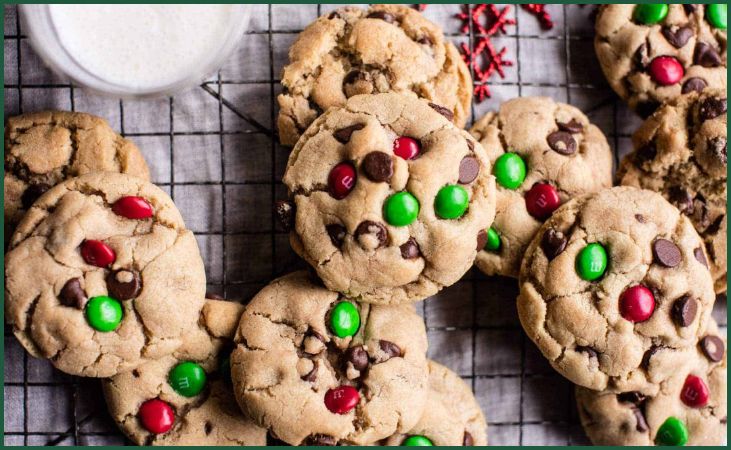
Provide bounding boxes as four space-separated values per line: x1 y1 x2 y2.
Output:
326 224 347 247
652 239 682 267
334 124 366 143
661 26 692 48
541 229 567 260
671 295 698 327
274 200 296 232
556 119 583 134
361 151 393 183
400 238 421 259
344 345 369 371
428 102 454 121
59 278 87 309
354 221 388 249
106 269 142 300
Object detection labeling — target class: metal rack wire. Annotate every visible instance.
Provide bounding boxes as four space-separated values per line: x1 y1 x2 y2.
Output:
3 4 727 446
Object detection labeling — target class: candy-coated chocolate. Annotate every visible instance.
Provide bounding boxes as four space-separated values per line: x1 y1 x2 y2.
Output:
80 239 116 267
393 137 421 160
168 361 206 397
525 183 561 219
85 296 123 332
434 185 469 219
493 153 527 190
707 4 727 29
655 417 688 446
576 243 608 281
329 301 360 338
328 162 357 200
633 4 668 24
324 385 360 414
619 285 656 323
485 227 501 252
138 398 175 434
649 56 684 86
403 435 434 446
680 374 709 408
112 196 154 219
384 192 420 226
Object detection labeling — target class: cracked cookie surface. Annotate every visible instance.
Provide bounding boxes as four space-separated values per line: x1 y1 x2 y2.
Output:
230 271 429 445
103 299 267 446
281 93 496 304
382 360 487 446
518 187 716 391
4 111 149 244
277 4 472 146
576 319 726 446
470 97 613 278
4 172 208 377
595 4 727 117
618 89 727 294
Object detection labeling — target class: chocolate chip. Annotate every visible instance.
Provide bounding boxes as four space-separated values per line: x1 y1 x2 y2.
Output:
345 345 369 371
21 183 51 210
327 11 341 20
366 11 395 23
576 346 598 360
417 36 434 46
632 407 649 432
428 102 454 121
641 345 660 370
307 434 337 446
541 229 567 260
400 237 421 259
652 239 682 267
617 391 646 405
700 335 725 362
661 26 693 48
334 124 365 143
205 292 225 300
463 431 474 446
635 214 646 223
636 143 657 163
694 247 709 267
668 186 694 215
708 137 727 164
274 200 296 232
59 278 87 309
682 77 708 94
458 156 480 184
354 221 388 250
694 42 722 68
476 229 488 251
361 151 393 182
556 119 583 134
632 43 650 70
671 295 698 327
106 269 141 300
344 70 367 85
547 131 577 155
326 224 347 247
378 340 402 359
204 422 213 435
301 359 319 382
636 100 661 119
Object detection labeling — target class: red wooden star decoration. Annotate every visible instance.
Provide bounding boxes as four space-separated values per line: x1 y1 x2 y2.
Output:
521 4 555 30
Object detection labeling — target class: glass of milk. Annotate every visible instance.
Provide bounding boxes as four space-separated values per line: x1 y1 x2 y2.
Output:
20 5 250 98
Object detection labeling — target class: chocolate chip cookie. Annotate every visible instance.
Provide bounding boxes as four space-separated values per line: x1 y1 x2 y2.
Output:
103 299 267 445
576 319 726 446
4 111 150 244
469 97 613 278
5 172 210 377
277 4 472 146
382 360 487 446
595 4 727 117
618 89 727 294
518 186 716 391
280 93 496 304
230 271 429 445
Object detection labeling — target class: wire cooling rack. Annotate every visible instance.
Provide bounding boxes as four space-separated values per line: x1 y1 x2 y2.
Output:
3 4 728 446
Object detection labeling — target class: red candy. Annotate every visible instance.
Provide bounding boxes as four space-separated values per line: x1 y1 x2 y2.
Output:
80 240 116 267
112 196 154 219
328 162 357 200
393 137 421 160
619 285 656 323
138 399 174 434
324 386 360 414
649 56 684 86
525 183 561 220
680 374 709 408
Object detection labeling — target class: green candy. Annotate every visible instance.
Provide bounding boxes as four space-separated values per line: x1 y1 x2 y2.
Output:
329 301 360 338
576 243 608 281
384 192 420 227
435 185 469 219
655 417 688 446
707 4 727 29
85 296 123 332
169 361 207 397
403 435 434 446
633 4 668 24
485 227 501 252
493 153 527 190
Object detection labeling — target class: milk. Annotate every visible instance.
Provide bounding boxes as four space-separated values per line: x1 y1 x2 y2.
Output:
48 5 236 89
